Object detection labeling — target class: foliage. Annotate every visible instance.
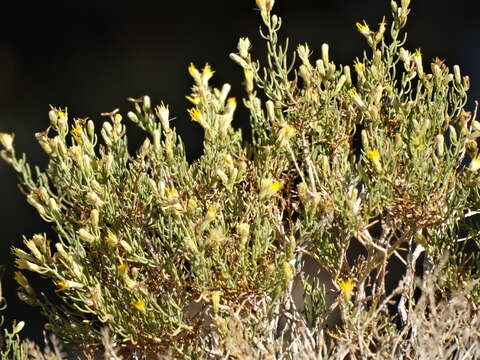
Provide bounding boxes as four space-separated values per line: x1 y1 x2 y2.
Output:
1 0 480 358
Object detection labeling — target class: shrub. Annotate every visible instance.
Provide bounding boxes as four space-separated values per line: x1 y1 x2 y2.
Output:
2 0 480 358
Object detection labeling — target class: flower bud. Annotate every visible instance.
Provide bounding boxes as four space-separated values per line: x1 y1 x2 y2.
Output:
449 125 458 144
328 63 336 77
229 53 249 69
361 129 370 149
463 75 470 91
454 65 461 85
335 74 347 93
282 262 293 288
57 116 68 137
244 68 254 93
237 223 250 247
211 291 221 315
90 209 99 228
55 242 67 258
435 134 444 157
143 95 151 112
316 59 326 77
343 65 352 86
56 138 67 157
299 64 311 87
287 235 296 258
164 133 173 160
87 120 95 139
413 49 423 77
391 0 398 14
35 132 52 155
120 239 133 253
78 228 96 243
432 64 442 81
86 192 104 207
321 43 329 66
216 169 229 186
49 109 58 127
48 198 60 215
219 83 231 105
139 138 151 158
152 129 161 154
266 100 275 122
127 111 139 123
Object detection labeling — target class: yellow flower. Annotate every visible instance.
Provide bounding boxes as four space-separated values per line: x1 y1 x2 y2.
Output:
339 279 354 301
188 107 203 123
188 62 200 79
187 199 198 212
353 59 364 74
55 279 84 292
106 229 118 246
56 280 69 292
366 148 382 173
117 258 128 276
70 119 84 145
132 297 145 312
225 97 237 116
185 95 201 105
367 148 380 162
259 178 283 200
206 205 217 222
356 20 370 36
165 186 179 204
57 107 68 119
236 223 250 240
202 63 215 83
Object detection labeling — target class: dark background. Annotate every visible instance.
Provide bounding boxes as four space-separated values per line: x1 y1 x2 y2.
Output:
0 0 478 344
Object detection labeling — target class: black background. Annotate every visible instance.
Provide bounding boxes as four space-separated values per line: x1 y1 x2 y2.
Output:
0 0 478 344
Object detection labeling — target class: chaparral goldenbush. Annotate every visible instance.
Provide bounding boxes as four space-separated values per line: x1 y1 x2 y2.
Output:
2 0 480 358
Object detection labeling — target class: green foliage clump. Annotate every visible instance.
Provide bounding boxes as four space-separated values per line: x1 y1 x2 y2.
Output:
1 0 480 358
